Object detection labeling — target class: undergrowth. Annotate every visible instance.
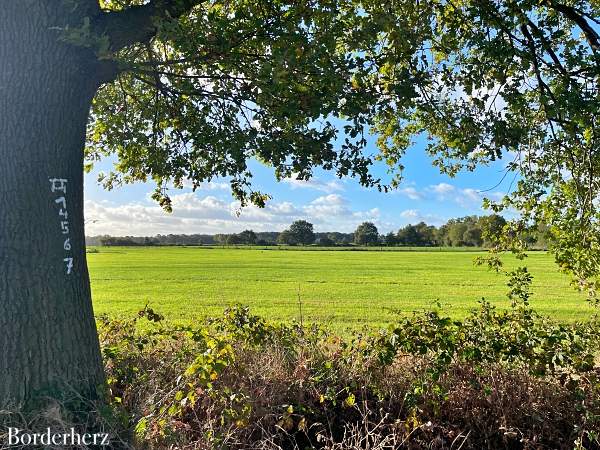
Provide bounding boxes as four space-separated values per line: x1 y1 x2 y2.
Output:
92 295 600 449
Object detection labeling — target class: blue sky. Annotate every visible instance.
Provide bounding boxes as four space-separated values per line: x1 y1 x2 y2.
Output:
84 132 515 236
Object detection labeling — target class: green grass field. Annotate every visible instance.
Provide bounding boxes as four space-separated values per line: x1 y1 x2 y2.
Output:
88 246 598 329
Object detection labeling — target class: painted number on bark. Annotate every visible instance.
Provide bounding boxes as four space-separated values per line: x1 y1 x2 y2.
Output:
49 178 73 275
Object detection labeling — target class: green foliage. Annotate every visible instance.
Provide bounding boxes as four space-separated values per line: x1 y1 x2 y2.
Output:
237 230 256 245
437 216 482 247
479 214 508 247
358 0 600 297
279 219 315 246
390 215 509 248
277 228 297 246
397 222 437 246
289 220 316 245
369 272 599 378
317 236 336 246
383 231 398 246
88 0 388 210
353 221 379 246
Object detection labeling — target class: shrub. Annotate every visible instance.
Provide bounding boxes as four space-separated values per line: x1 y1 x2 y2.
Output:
95 304 600 449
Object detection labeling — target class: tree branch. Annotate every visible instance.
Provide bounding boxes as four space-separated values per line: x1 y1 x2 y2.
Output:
546 1 600 54
523 17 567 75
95 0 204 52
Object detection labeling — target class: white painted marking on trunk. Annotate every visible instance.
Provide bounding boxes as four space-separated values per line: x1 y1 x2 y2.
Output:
50 178 73 275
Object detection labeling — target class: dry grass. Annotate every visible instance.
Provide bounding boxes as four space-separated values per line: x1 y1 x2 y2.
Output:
96 315 599 450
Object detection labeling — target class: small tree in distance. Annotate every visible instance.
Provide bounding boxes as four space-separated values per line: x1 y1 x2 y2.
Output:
354 222 379 246
288 220 316 245
397 224 420 246
226 234 244 245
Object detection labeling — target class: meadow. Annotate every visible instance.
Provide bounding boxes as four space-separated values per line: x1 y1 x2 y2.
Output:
88 246 598 329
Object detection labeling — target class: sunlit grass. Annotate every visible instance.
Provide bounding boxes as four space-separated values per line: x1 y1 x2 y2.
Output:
88 246 597 330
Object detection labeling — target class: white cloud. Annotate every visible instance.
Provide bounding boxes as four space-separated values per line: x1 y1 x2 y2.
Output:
354 208 380 220
399 209 445 226
302 194 350 220
196 182 230 191
250 119 262 131
442 76 508 116
180 180 230 191
397 186 423 200
85 192 380 235
461 188 481 203
282 176 344 193
427 183 504 209
400 209 419 219
430 183 455 197
310 194 346 206
395 182 498 209
451 187 505 208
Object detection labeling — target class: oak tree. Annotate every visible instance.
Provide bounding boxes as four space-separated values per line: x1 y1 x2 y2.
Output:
0 0 387 405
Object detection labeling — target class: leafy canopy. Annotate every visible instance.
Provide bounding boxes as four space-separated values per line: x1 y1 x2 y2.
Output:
288 220 316 245
88 0 392 209
83 0 600 295
359 0 600 297
354 221 379 245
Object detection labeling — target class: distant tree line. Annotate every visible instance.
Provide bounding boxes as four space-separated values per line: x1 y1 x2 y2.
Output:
87 215 549 249
88 234 216 246
387 215 509 248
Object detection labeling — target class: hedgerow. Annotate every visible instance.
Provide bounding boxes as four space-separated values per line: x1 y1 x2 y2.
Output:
95 296 600 449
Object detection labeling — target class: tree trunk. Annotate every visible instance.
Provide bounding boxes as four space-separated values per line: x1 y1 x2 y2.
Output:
0 2 106 405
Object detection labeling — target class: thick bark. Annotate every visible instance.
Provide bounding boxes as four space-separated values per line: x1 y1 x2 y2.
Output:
0 2 106 405
96 0 204 52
